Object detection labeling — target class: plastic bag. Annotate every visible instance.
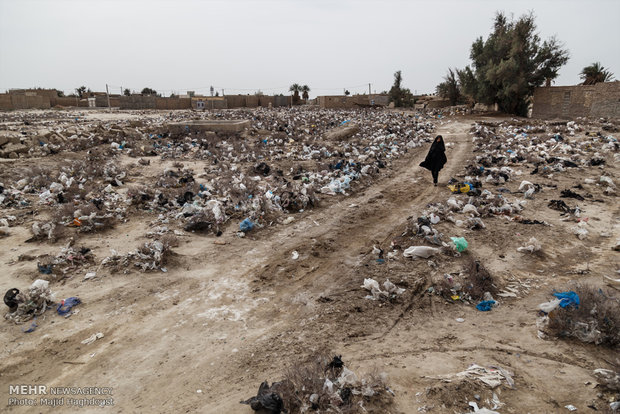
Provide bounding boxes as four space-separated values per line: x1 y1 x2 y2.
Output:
553 291 579 308
450 237 468 252
403 246 439 258
239 218 254 232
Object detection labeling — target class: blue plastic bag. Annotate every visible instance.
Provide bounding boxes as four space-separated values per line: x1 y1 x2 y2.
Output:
476 300 496 311
240 218 254 233
553 291 580 308
57 297 81 316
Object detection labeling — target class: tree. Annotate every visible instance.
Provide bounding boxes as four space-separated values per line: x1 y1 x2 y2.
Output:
388 70 415 107
141 87 157 96
289 83 301 104
344 90 350 96
56 90 65 97
123 88 131 96
389 70 403 107
458 12 569 116
436 68 462 106
75 86 87 98
301 85 310 102
580 62 615 85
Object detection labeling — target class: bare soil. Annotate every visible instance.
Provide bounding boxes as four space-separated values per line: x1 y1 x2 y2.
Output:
1 111 618 413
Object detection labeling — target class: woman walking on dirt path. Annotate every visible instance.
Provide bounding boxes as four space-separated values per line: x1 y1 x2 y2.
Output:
419 135 447 186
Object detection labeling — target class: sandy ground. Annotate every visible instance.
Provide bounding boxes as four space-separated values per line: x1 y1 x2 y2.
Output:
0 111 618 414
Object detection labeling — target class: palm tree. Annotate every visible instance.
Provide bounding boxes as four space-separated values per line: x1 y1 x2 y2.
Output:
301 85 310 102
289 83 301 104
580 62 615 85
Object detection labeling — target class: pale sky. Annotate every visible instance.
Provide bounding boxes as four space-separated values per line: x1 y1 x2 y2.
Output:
1 0 619 97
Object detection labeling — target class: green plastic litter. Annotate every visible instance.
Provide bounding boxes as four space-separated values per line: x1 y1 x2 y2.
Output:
450 237 468 252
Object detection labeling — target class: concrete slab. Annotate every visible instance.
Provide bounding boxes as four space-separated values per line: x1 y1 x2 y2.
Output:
167 120 250 133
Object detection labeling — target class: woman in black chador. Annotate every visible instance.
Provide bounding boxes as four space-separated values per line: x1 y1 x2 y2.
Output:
419 135 447 186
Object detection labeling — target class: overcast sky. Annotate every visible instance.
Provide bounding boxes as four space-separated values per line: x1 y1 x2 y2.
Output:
1 0 618 97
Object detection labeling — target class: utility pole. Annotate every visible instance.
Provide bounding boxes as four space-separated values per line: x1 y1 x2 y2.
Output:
368 83 371 95
105 83 111 109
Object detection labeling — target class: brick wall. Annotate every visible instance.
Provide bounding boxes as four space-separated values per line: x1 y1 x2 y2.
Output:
532 82 620 119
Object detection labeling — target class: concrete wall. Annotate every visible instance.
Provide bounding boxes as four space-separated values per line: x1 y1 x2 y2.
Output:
274 95 292 107
157 97 191 110
532 82 620 119
0 89 55 110
0 90 292 111
258 95 275 107
225 95 246 108
0 94 12 110
119 96 157 109
191 97 226 110
317 94 389 109
245 95 259 108
55 97 82 107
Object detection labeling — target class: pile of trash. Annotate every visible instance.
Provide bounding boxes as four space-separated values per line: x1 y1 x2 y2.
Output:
420 363 515 414
241 354 394 413
101 238 175 272
1 108 439 243
4 280 54 324
537 286 620 347
34 243 95 279
362 278 406 301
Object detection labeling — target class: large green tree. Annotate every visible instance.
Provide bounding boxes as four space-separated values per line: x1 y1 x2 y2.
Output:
459 12 569 116
436 68 462 106
580 62 615 85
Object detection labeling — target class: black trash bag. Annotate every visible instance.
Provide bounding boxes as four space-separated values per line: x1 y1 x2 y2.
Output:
254 162 271 176
328 355 344 369
4 288 20 312
548 199 576 214
560 189 585 201
240 381 286 414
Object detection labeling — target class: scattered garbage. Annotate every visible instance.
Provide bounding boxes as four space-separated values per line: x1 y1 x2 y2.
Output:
517 237 541 253
240 218 254 233
476 300 497 312
450 237 468 252
362 278 405 300
81 332 104 345
242 353 394 413
538 284 619 347
240 381 284 413
553 291 580 308
428 363 514 389
4 288 20 312
57 297 82 316
403 246 440 258
4 280 54 324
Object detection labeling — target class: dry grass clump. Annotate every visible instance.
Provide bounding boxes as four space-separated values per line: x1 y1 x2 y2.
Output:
242 352 393 413
547 284 620 347
464 258 497 301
